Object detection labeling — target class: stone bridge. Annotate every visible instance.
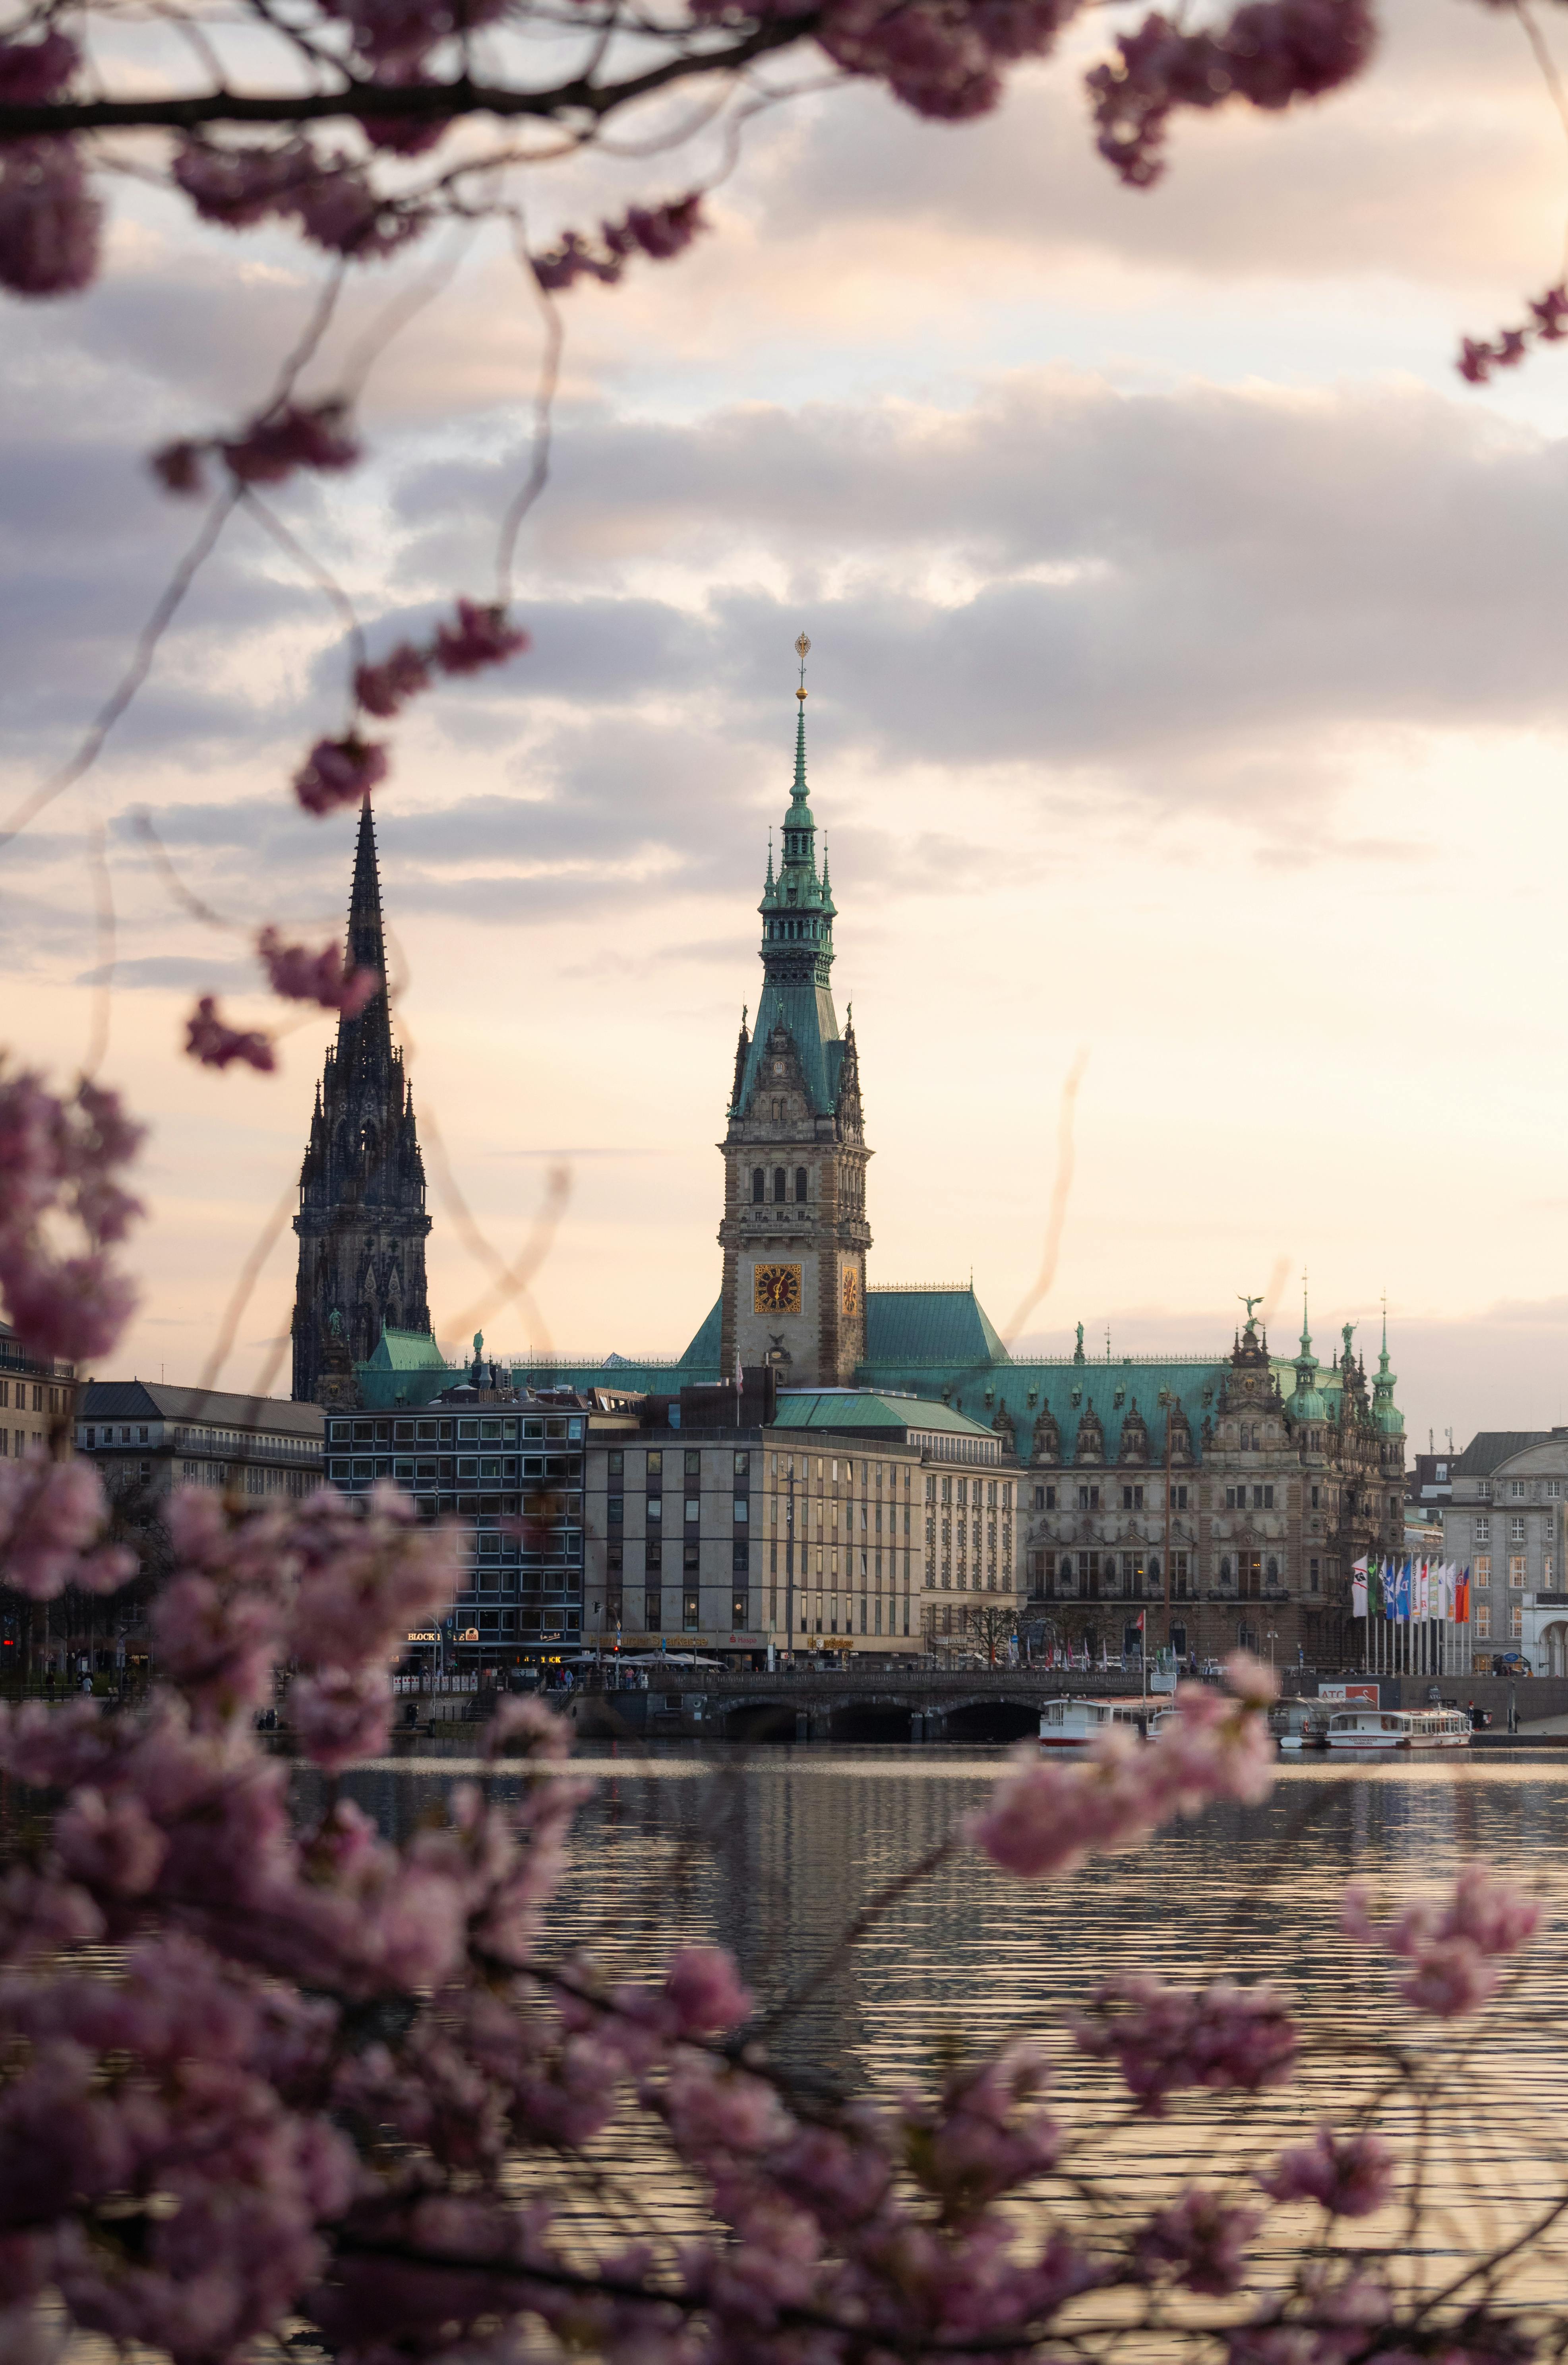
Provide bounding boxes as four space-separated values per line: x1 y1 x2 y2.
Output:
568 1666 1187 1744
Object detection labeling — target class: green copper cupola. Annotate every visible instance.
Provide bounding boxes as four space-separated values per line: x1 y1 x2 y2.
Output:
732 636 846 1118
1372 1304 1404 1437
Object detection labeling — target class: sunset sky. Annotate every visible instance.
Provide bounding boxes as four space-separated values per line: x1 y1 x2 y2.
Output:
6 0 1568 1450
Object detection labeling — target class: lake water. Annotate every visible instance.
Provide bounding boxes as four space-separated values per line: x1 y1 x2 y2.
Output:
305 1744 1568 2295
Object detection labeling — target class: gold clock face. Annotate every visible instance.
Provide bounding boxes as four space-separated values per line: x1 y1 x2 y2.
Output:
842 1266 859 1318
754 1263 801 1315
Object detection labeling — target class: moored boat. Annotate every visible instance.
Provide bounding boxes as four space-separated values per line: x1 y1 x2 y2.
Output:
1325 1706 1471 1751
1038 1697 1148 1748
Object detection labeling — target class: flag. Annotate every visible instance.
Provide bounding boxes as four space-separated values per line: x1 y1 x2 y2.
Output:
733 1351 743 1390
1352 1566 1368 1618
1396 1559 1412 1621
1135 1610 1145 1630
1456 1568 1471 1624
1369 1558 1385 1617
1416 1561 1429 1621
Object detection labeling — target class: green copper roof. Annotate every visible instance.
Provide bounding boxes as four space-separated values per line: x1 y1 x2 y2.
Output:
681 1298 722 1368
367 1327 448 1371
772 1390 996 1440
862 1286 1009 1369
733 694 844 1120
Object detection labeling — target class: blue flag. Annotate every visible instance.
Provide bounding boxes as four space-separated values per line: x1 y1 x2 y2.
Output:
1396 1558 1412 1620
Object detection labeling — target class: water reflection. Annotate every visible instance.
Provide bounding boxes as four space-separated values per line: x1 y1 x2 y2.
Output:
298 1746 1568 2280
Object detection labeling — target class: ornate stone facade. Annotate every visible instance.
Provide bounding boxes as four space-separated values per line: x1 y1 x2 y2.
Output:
718 691 870 1389
290 799 432 1404
1020 1307 1406 1665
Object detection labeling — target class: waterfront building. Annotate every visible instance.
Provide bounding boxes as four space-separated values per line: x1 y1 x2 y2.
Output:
581 1384 1014 1659
1442 1429 1568 1672
0 1321 74 1459
317 672 1407 1671
290 797 432 1405
77 1382 325 1508
321 1373 642 1657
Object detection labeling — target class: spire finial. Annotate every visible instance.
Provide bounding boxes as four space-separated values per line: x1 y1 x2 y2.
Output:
795 630 810 701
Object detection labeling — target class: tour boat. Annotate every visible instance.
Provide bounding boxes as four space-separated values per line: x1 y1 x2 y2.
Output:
1038 1697 1147 1748
1272 1700 1331 1754
1324 1707 1471 1751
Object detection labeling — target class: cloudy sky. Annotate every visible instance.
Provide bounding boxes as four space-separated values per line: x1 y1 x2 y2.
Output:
6 0 1568 1449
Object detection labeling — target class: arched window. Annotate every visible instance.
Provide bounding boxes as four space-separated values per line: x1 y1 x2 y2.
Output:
1266 1556 1279 1584
751 1168 765 1204
773 1167 786 1203
794 1166 808 1202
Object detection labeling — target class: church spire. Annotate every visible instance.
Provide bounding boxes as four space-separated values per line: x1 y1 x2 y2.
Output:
341 794 394 1080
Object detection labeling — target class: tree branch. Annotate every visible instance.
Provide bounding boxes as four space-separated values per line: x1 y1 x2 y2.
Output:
0 18 821 138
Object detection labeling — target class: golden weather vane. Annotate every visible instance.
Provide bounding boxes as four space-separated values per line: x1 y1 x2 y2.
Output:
796 632 810 700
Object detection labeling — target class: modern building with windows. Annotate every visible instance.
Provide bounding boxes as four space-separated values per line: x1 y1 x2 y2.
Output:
1441 1429 1568 1671
323 1382 644 1659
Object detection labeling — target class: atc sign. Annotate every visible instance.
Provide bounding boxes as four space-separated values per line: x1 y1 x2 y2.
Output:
1318 1682 1379 1705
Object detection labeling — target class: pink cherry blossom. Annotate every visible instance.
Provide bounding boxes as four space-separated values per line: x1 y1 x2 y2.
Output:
257 925 380 1014
293 733 389 817
1134 2187 1261 2295
531 197 705 292
0 139 102 298
354 641 431 717
1258 2124 1395 2217
0 32 81 103
0 1459 134 1600
220 399 361 485
184 995 277 1073
1341 1865 1539 2017
54 1788 169 1899
1076 1976 1299 2113
432 598 531 677
290 1666 392 1771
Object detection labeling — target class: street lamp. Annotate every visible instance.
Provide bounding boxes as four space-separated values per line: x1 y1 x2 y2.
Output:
1266 1628 1279 1669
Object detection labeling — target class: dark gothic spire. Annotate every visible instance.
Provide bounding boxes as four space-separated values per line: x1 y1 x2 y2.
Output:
291 797 431 1402
339 794 395 1087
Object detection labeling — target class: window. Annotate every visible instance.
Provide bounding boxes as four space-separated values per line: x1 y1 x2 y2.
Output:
1476 1554 1491 1585
1310 1485 1320 1510
1510 1517 1526 1543
734 1451 750 1478
1169 1484 1187 1510
1475 1517 1491 1544
1550 1481 1564 1500
1035 1484 1055 1510
772 1167 786 1203
731 1589 748 1628
1512 1603 1524 1639
685 1450 700 1478
1309 1558 1320 1592
1121 1485 1144 1510
1509 1556 1526 1589
751 1168 765 1204
794 1167 808 1202
1475 1602 1491 1639
647 1450 662 1481
683 1591 700 1629
608 1496 624 1525
732 1541 749 1574
685 1497 700 1524
644 1591 661 1629
608 1449 623 1477
1077 1484 1100 1510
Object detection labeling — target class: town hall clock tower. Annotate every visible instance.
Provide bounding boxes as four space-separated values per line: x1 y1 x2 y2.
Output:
718 641 871 1387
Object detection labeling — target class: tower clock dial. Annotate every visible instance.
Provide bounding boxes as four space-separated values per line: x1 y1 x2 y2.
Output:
754 1263 802 1315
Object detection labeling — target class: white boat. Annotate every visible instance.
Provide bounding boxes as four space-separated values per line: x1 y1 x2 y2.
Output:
1325 1706 1471 1751
1271 1700 1331 1754
1038 1697 1148 1749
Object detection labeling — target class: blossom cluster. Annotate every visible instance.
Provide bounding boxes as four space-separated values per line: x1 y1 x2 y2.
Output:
152 399 362 501
970 1649 1278 1879
292 598 529 823
184 995 277 1075
1086 0 1375 187
172 135 427 259
1458 284 1568 383
531 196 707 291
0 1064 142 1362
1342 1862 1541 2016
257 925 381 1015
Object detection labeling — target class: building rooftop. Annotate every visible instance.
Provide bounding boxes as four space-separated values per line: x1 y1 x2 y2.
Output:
771 1390 998 1440
80 1380 324 1436
1452 1431 1553 1478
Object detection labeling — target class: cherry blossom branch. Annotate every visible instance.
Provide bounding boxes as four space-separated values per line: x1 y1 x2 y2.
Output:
0 17 819 137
